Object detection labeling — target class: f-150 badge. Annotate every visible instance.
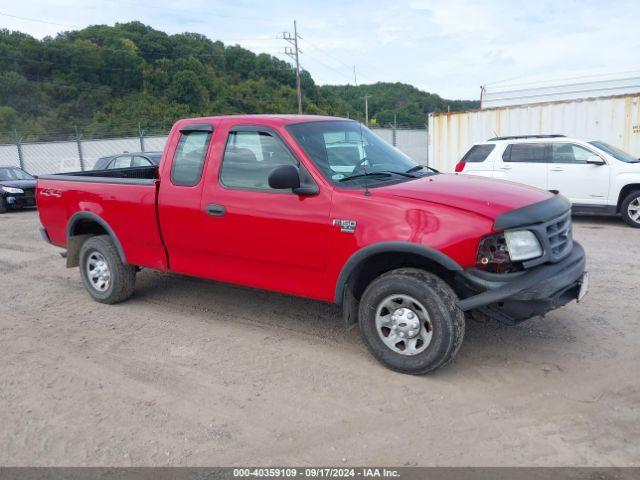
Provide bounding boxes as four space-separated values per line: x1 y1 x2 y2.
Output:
332 219 357 233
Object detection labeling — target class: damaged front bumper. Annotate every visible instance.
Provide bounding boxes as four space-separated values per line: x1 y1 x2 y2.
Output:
457 241 587 325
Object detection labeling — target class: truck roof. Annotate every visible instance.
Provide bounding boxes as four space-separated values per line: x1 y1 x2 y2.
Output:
175 114 349 129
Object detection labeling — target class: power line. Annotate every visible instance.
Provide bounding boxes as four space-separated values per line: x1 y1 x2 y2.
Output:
104 0 276 22
303 40 377 84
0 11 77 28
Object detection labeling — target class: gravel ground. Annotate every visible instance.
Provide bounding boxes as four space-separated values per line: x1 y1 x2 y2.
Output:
0 209 639 466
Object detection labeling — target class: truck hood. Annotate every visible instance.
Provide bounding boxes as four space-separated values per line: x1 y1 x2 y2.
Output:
374 174 553 222
0 179 36 189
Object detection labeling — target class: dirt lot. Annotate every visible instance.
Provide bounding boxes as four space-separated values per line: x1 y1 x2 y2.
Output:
0 209 638 466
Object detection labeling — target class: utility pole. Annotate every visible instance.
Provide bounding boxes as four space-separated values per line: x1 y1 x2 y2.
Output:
282 20 302 114
363 94 371 127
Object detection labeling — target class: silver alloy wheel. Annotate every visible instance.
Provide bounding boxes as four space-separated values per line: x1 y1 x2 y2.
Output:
628 197 640 224
86 251 111 292
375 294 433 356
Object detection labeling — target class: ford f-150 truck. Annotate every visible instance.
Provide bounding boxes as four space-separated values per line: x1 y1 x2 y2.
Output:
37 115 588 374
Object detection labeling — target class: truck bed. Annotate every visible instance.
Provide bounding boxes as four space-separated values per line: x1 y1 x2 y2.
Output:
37 165 167 270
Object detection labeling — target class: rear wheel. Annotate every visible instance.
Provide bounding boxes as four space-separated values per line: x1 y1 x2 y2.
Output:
358 268 465 374
79 235 136 304
621 190 640 228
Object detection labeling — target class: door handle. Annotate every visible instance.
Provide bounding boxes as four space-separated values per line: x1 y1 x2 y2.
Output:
550 168 564 172
205 204 226 217
500 166 512 170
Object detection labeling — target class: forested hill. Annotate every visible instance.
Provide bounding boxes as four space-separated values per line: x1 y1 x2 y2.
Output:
0 22 478 141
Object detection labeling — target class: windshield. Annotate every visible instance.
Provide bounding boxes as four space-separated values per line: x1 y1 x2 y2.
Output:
287 120 429 186
0 167 34 181
589 141 639 163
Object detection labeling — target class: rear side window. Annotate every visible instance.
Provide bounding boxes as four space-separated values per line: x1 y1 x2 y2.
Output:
131 155 152 167
171 131 212 186
503 143 549 163
461 144 495 163
109 155 132 169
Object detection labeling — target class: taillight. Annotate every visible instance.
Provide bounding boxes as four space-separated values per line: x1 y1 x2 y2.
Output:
455 161 466 173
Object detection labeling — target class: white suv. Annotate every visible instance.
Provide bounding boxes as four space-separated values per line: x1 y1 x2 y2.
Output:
456 135 640 227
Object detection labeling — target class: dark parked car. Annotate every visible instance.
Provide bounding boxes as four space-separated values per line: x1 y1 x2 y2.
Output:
0 166 37 213
93 152 162 170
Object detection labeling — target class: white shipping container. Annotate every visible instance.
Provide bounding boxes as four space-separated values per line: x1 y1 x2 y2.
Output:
481 73 640 109
428 94 640 173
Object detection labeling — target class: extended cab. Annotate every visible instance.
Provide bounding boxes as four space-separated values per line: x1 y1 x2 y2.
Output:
37 116 588 374
456 135 640 227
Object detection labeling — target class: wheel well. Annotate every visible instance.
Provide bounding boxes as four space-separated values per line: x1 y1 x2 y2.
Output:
346 252 456 301
618 184 640 212
70 219 108 237
66 215 126 267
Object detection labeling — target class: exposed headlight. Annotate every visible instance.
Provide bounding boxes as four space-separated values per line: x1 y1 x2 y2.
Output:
1 186 24 194
504 230 543 261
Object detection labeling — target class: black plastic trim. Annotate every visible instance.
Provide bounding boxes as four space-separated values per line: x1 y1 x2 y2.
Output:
488 134 566 141
39 226 51 244
66 211 127 264
458 241 585 311
494 194 571 230
572 204 618 216
180 123 214 133
38 174 156 185
334 242 463 304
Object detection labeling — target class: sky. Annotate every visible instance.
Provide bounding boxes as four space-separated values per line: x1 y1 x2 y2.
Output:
1 0 639 100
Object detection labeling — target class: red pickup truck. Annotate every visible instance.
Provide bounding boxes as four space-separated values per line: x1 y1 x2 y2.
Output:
37 115 588 374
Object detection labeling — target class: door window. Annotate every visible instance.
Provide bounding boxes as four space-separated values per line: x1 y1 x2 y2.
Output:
551 144 598 164
503 144 549 163
220 130 298 190
170 131 212 186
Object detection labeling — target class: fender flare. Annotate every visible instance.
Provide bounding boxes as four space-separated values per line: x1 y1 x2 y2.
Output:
67 211 127 264
334 241 463 304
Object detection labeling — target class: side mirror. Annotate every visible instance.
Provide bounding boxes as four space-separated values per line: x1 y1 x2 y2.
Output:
268 164 300 190
586 155 605 166
268 165 317 195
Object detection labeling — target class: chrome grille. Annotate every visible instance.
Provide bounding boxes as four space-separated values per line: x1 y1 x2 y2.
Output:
544 211 573 261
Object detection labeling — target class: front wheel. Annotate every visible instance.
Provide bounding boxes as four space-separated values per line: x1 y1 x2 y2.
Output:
621 190 640 228
79 235 136 304
0 198 6 214
358 268 465 374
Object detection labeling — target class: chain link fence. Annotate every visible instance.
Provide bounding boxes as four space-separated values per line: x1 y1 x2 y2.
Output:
0 124 428 176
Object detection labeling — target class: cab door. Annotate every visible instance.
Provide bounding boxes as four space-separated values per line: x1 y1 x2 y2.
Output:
547 143 610 204
157 123 216 276
199 124 333 300
495 143 549 190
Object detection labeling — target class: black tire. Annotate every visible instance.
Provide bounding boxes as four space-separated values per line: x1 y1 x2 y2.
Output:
79 235 136 304
358 268 465 374
621 190 640 228
0 198 6 214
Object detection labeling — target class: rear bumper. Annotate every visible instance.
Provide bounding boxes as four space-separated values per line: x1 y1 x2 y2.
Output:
458 242 587 324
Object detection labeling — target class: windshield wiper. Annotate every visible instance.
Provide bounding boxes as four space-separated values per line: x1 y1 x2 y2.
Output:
338 172 393 182
377 170 418 178
406 165 439 174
